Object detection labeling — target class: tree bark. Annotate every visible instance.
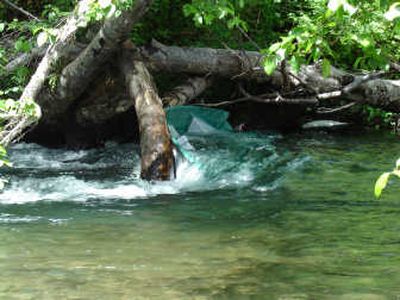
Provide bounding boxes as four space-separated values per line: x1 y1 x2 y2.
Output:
74 66 132 127
133 42 400 111
5 40 87 74
135 40 280 84
162 76 211 106
19 1 86 106
0 0 92 146
2 0 153 146
38 0 153 125
120 46 174 181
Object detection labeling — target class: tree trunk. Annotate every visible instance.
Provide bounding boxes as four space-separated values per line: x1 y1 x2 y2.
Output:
0 2 89 146
74 65 132 127
135 40 279 84
120 46 174 181
133 41 400 111
1 0 154 147
38 0 153 125
162 76 211 106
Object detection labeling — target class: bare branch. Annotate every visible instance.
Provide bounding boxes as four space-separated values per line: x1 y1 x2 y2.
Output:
237 26 262 51
5 44 47 73
315 71 387 102
198 85 318 107
316 102 357 115
317 90 343 100
0 0 41 21
0 116 37 145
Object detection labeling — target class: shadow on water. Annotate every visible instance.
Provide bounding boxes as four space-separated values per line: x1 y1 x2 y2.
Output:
1 130 400 299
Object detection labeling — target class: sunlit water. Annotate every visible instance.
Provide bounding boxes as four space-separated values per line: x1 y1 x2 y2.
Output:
1 131 400 299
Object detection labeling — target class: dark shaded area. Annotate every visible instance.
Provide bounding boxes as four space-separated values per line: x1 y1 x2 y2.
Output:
25 108 140 149
228 103 307 131
22 70 345 148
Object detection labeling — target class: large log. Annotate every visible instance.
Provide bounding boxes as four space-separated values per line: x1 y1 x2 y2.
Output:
0 1 88 146
2 0 154 147
120 46 174 181
38 0 153 125
135 40 281 84
134 42 400 111
162 76 211 106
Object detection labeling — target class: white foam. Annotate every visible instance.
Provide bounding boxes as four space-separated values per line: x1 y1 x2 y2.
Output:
86 185 148 199
0 161 208 204
0 213 42 223
1 135 296 205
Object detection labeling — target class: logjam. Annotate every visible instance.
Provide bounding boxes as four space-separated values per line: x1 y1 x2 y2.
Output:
4 2 400 181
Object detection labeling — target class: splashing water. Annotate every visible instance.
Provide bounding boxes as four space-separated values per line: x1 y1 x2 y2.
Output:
0 132 298 205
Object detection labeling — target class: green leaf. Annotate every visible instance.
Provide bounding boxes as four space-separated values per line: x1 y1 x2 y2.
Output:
322 58 331 77
375 172 391 198
312 47 321 61
290 56 300 74
269 42 281 53
264 56 277 75
353 57 363 69
14 39 31 53
196 14 203 25
0 159 12 168
0 23 5 33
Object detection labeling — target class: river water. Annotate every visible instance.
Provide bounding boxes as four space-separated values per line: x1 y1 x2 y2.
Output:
0 131 400 299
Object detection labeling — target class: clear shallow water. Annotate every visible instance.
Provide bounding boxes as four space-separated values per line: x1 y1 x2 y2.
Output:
1 131 400 299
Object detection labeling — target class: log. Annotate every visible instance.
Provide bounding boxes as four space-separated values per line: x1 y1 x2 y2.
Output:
38 0 153 125
120 46 174 181
134 40 281 84
133 42 400 111
19 1 87 107
162 76 211 106
133 41 346 91
5 40 86 73
0 0 90 146
1 0 153 147
5 44 47 73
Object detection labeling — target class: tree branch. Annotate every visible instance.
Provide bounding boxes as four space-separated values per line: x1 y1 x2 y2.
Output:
316 102 357 115
0 0 41 21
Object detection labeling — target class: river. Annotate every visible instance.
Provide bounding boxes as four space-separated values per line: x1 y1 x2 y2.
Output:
0 130 399 299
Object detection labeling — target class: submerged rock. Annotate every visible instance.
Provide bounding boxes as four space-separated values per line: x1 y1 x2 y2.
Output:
302 120 349 130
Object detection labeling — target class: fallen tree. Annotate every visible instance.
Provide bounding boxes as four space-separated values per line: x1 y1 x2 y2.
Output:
120 42 174 180
2 0 400 181
1 0 178 181
133 41 400 111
